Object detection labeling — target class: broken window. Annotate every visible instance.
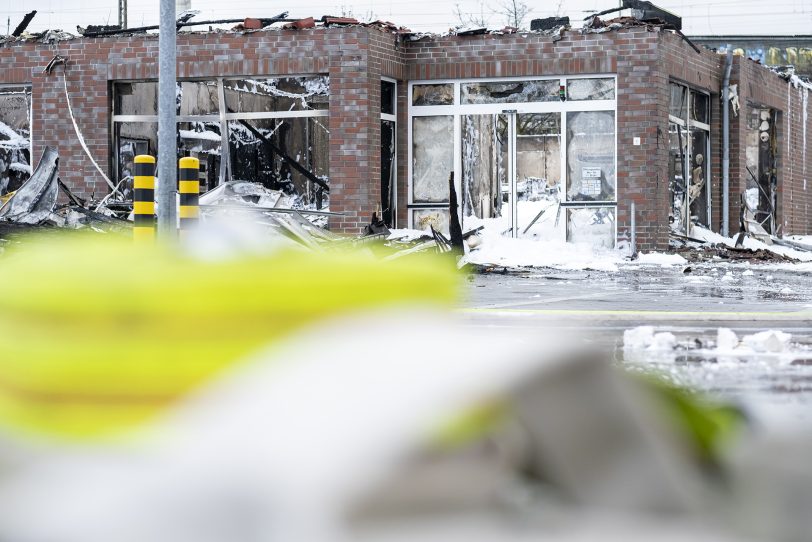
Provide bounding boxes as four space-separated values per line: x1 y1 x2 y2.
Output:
516 113 562 236
113 76 330 203
381 120 396 226
412 115 453 203
566 207 615 249
566 111 615 202
745 107 777 233
461 80 559 104
409 76 616 247
178 121 223 193
690 92 709 124
115 122 158 200
669 124 687 233
178 81 220 116
114 82 158 116
228 116 329 204
411 207 449 234
462 114 507 219
669 83 687 121
380 79 397 226
224 77 329 113
567 78 615 101
669 82 711 235
412 84 453 106
688 128 709 227
0 85 32 194
381 80 396 116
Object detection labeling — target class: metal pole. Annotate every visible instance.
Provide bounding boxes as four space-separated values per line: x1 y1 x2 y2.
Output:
158 0 177 239
118 0 127 29
722 48 733 238
630 200 637 258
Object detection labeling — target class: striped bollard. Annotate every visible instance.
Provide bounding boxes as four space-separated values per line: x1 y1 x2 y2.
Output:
133 155 156 243
178 157 200 238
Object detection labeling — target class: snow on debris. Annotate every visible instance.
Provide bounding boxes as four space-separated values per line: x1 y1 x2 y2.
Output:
692 226 812 262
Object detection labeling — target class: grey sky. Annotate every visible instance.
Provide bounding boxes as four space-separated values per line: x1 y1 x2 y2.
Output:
7 0 812 35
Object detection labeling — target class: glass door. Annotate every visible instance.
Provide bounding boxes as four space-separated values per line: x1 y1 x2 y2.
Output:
461 111 563 239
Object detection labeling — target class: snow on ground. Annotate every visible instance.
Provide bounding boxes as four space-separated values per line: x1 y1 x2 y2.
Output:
787 234 812 246
635 252 687 266
458 201 627 271
624 325 804 361
391 208 812 271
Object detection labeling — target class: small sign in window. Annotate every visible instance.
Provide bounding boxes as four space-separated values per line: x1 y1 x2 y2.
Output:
581 167 602 196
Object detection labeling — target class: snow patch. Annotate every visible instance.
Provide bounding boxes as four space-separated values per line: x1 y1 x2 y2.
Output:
635 252 687 266
623 326 676 351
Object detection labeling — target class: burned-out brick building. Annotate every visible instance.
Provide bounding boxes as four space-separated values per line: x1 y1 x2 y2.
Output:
2 17 812 250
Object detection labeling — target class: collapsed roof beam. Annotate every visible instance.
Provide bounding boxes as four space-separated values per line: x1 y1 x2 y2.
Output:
233 116 330 193
585 0 698 53
80 12 290 37
12 10 37 37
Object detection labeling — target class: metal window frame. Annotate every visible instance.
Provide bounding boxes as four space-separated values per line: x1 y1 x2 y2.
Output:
110 75 329 188
406 75 618 244
381 76 398 227
0 83 34 172
668 81 712 233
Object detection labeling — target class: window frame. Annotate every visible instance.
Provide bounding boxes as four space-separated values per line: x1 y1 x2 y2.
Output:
111 75 329 190
407 75 617 243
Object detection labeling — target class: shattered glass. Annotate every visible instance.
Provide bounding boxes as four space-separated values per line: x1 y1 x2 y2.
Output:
690 91 710 124
228 116 329 201
745 107 776 232
381 80 396 115
381 119 396 226
114 82 158 115
411 207 449 234
0 85 32 194
115 122 158 200
669 83 687 121
669 123 687 234
412 115 453 203
412 84 453 106
566 207 615 248
461 80 558 104
689 128 709 227
224 76 329 113
566 111 615 202
516 113 562 234
178 121 222 193
461 114 507 219
566 78 615 101
178 81 220 116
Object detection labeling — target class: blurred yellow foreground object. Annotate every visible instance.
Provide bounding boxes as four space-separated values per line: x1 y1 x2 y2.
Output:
0 235 459 440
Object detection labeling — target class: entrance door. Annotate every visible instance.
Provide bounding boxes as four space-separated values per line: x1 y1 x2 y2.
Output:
461 111 562 239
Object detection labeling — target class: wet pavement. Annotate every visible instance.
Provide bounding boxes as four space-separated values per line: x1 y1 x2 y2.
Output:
460 262 812 427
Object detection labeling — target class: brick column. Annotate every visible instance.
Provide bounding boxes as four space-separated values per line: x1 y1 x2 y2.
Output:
327 28 380 234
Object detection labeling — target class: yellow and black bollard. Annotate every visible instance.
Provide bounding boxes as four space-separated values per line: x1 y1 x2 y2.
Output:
133 155 156 243
178 157 200 237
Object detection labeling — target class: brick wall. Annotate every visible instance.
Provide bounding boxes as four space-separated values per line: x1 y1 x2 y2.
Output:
732 57 812 236
400 27 669 249
3 25 809 241
0 27 396 234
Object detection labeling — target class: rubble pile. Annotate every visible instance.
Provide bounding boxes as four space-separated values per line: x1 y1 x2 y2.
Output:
674 243 799 264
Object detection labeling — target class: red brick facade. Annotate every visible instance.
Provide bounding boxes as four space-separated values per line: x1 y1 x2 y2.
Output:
1 25 810 248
